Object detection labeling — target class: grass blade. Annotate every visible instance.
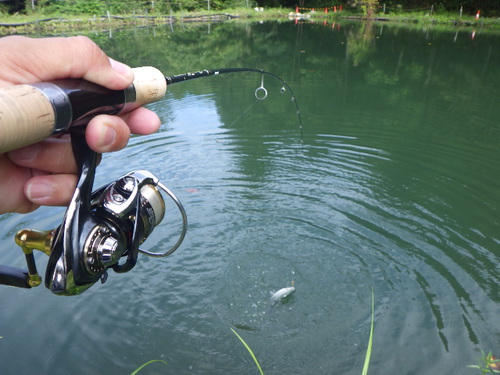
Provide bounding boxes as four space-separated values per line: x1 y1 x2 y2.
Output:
230 327 265 375
362 288 375 375
130 359 168 375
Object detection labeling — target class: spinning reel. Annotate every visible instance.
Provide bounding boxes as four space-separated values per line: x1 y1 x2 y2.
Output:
1 127 187 295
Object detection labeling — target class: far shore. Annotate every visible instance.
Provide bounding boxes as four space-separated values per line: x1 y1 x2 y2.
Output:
0 8 499 35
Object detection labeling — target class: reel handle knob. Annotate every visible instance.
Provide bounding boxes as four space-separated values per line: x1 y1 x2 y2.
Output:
0 66 166 153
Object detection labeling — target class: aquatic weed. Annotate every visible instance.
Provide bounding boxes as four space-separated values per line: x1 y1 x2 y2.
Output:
230 327 265 375
130 359 168 375
468 350 500 374
362 288 375 375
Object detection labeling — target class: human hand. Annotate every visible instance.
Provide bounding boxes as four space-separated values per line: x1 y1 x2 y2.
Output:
0 36 161 214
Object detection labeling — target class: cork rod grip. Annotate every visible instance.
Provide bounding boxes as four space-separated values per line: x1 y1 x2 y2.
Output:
130 66 167 109
0 85 56 153
0 66 167 154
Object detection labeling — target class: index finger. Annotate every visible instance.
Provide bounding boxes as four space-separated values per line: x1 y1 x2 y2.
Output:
0 36 133 89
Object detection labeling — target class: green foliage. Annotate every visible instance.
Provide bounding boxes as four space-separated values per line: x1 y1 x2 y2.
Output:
37 0 104 15
351 0 379 18
468 350 500 374
30 0 252 15
25 0 211 15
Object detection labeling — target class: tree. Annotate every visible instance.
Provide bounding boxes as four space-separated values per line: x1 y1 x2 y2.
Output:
351 0 379 18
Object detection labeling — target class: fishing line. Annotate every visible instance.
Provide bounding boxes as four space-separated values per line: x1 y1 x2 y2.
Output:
226 99 260 129
166 68 304 141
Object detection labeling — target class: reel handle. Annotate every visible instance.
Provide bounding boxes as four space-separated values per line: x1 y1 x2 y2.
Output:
0 66 166 153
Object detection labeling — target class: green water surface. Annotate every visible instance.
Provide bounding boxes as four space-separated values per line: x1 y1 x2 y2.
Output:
0 21 499 375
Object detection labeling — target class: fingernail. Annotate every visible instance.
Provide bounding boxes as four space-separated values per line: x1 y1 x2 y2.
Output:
8 144 39 162
26 181 52 201
109 58 133 80
98 124 117 149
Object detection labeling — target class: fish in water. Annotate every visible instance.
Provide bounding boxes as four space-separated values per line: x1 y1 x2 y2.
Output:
270 281 295 305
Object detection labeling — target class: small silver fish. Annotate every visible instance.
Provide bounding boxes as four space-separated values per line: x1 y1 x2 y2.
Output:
270 281 295 304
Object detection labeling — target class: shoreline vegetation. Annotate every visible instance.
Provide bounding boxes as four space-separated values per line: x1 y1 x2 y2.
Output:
0 7 499 35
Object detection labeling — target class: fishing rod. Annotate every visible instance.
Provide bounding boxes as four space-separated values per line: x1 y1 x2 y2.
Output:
0 66 302 296
0 67 302 153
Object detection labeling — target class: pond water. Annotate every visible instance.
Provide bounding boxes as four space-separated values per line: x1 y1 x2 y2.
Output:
0 20 499 375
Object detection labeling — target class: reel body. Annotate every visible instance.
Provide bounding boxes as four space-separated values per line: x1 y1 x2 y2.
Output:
1 128 187 295
45 170 175 295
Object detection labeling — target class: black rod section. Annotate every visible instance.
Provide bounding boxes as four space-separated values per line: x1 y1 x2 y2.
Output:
0 265 31 288
165 68 264 85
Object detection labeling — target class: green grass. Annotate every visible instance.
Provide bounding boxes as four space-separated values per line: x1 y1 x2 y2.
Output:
130 359 168 375
230 327 265 375
362 288 375 375
320 10 500 28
